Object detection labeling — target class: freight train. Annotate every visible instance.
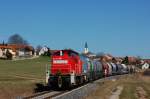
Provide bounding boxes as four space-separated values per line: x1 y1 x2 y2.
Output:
47 49 134 88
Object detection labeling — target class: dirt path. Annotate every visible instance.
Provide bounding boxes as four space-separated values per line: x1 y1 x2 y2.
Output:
109 86 123 99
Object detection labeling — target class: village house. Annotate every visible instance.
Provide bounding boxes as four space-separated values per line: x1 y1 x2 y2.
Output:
141 59 150 69
0 43 34 59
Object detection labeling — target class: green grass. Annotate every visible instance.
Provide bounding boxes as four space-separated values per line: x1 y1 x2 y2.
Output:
86 74 150 99
119 82 137 99
141 80 150 99
0 56 50 79
0 56 50 99
120 75 150 99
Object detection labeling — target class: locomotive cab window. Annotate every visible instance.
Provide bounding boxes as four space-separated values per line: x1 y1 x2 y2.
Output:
54 51 64 56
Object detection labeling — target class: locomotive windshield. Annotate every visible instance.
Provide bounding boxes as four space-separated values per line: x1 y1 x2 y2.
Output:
53 51 64 56
53 50 79 57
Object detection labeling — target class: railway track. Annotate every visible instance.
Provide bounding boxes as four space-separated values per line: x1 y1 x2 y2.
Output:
23 74 129 99
23 90 67 99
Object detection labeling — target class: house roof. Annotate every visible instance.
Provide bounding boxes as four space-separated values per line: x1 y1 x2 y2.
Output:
143 59 150 64
127 56 137 63
0 44 34 52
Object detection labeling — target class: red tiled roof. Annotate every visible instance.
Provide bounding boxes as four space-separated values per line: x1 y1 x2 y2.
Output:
128 57 137 63
143 59 150 64
0 44 34 52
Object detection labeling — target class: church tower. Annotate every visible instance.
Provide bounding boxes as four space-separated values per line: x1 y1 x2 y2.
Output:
84 42 89 54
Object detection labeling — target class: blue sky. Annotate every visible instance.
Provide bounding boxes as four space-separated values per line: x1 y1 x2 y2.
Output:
0 0 150 58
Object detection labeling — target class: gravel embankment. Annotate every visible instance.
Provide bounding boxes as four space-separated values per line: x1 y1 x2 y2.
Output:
52 83 97 99
52 75 124 99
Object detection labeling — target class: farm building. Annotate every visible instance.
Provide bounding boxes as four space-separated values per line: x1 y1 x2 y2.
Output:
143 59 150 64
127 56 139 64
142 63 149 69
0 44 34 59
141 59 150 69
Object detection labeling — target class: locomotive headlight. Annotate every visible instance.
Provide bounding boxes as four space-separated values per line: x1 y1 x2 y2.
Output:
53 60 68 64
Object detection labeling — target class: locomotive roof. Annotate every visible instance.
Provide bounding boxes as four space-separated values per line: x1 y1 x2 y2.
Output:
54 49 79 55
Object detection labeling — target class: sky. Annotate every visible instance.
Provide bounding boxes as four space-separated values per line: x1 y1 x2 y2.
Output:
0 0 150 58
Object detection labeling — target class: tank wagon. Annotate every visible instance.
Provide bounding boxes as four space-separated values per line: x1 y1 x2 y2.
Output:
47 49 130 88
110 63 117 75
121 64 129 74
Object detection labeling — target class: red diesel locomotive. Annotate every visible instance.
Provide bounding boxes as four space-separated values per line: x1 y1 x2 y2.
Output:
49 49 84 88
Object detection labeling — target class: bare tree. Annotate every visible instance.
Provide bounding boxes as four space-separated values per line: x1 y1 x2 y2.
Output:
8 34 28 45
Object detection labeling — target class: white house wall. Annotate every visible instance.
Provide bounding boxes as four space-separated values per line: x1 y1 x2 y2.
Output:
0 49 2 57
142 63 149 69
18 51 25 56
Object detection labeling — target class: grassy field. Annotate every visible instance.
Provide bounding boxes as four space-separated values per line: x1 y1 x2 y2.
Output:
0 56 50 99
0 57 149 99
86 72 150 99
120 74 150 99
